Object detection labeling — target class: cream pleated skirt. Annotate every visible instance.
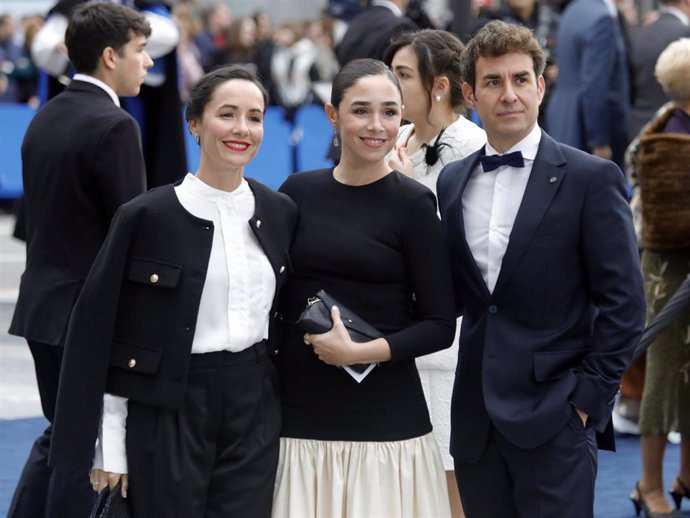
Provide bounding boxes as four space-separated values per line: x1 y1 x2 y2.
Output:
272 432 452 518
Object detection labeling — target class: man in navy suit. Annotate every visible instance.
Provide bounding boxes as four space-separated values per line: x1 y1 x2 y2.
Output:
437 21 646 518
545 0 630 167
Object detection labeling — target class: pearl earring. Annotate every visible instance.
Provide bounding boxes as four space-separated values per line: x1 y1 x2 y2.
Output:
434 94 441 102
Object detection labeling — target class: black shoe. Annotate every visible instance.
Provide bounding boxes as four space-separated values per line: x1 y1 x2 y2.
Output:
669 477 690 510
631 482 683 517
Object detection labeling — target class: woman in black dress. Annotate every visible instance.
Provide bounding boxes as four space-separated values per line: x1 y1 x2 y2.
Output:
272 58 456 518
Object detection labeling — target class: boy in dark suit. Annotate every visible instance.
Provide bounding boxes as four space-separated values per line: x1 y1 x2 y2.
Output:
7 4 152 517
436 20 646 518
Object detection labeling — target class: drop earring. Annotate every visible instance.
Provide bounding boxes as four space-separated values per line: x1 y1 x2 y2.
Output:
332 132 339 148
195 135 200 145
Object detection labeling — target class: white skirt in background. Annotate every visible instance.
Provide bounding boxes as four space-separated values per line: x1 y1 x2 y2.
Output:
272 432 451 518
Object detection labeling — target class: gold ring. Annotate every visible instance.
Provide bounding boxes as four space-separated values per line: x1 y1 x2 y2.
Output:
303 333 311 345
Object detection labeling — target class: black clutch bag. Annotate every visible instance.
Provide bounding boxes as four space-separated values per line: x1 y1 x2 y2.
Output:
296 290 382 376
89 482 131 518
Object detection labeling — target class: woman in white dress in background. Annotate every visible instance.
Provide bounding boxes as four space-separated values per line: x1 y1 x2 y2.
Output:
385 29 487 518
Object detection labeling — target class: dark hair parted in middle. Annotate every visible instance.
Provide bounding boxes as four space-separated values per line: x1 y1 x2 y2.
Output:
460 20 546 91
330 58 402 109
185 64 269 123
65 2 151 74
384 29 466 113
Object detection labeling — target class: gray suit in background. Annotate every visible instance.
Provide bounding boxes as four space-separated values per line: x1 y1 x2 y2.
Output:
627 7 690 142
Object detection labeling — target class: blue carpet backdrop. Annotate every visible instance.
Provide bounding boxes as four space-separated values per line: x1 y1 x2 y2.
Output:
0 418 688 517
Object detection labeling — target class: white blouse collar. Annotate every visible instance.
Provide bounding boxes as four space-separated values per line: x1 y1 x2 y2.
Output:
181 172 251 203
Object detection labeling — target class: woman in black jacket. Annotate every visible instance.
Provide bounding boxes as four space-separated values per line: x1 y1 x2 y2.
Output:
50 65 297 518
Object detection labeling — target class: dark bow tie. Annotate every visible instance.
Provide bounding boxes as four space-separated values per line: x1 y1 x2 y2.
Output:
480 151 525 172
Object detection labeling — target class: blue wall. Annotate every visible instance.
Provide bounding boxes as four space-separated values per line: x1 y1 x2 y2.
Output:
0 103 334 199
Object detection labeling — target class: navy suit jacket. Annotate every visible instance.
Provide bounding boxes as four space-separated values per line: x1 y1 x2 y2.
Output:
546 0 630 166
437 131 645 462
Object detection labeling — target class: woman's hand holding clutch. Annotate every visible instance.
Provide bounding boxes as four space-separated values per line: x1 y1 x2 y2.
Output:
90 468 128 497
307 306 392 366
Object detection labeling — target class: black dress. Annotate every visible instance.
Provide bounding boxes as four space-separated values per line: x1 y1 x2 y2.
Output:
272 168 456 517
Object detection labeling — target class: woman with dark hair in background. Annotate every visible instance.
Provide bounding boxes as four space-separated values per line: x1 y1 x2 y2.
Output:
272 58 455 518
211 17 258 71
385 29 486 190
384 28 486 517
50 65 297 518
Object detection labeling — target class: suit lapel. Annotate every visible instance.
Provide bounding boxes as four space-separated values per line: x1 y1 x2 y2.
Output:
493 133 567 294
246 179 285 283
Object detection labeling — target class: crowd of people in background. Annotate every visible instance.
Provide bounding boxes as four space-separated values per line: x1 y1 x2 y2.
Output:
1 1 689 518
0 0 686 132
1 0 687 141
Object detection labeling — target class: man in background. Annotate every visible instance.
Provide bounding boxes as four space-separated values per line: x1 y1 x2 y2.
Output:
336 0 418 66
546 0 630 167
627 0 690 142
7 4 151 517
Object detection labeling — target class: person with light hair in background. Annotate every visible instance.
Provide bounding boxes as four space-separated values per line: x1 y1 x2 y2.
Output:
627 37 690 518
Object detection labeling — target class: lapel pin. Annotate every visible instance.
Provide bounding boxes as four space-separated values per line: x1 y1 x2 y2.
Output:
549 176 558 183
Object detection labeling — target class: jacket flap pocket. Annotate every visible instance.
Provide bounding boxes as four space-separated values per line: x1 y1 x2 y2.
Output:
110 342 163 375
533 348 588 382
128 257 181 288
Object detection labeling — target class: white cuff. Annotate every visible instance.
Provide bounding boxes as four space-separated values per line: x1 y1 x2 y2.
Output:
92 394 129 474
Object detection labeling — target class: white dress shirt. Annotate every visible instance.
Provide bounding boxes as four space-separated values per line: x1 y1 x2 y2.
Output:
462 125 542 293
72 74 120 106
601 0 618 18
93 173 275 473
